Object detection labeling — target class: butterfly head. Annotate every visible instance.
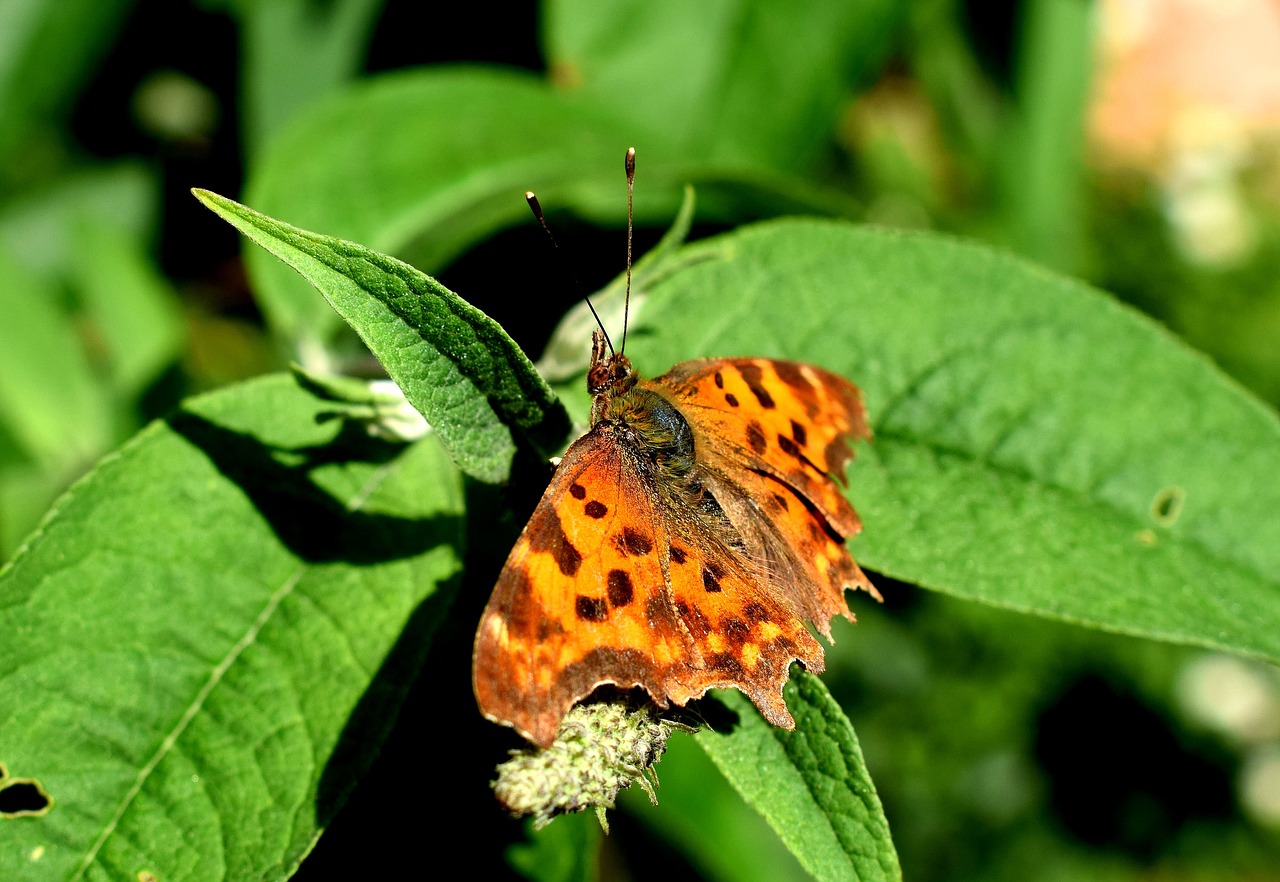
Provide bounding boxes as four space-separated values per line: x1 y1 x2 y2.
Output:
586 329 638 400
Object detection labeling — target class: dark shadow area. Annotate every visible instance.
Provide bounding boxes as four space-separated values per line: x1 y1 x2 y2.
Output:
686 694 743 738
166 409 451 565
435 216 669 365
295 477 537 880
312 560 464 827
1035 673 1237 861
71 0 245 285
860 568 923 614
367 0 543 74
608 806 707 882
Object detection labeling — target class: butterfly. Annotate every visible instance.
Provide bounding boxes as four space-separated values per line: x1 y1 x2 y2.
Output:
472 151 878 749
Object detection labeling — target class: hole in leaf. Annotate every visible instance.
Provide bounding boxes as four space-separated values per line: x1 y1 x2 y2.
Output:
0 779 52 817
1150 486 1185 526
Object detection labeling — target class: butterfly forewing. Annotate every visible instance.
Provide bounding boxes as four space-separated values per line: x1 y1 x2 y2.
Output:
653 358 870 536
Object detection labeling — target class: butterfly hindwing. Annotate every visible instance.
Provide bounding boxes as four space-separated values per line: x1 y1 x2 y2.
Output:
656 515 828 729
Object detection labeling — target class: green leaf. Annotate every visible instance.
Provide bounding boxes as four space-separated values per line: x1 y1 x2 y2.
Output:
70 220 185 401
193 189 572 483
0 162 158 275
232 0 385 155
0 374 465 881
544 0 904 171
996 0 1095 272
626 219 1280 665
0 248 112 468
0 0 134 176
0 463 64 561
238 67 873 348
619 732 811 882
695 673 901 882
242 68 654 342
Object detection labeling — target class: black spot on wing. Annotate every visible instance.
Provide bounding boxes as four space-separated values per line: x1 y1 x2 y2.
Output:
555 538 582 576
774 361 823 419
606 569 634 607
669 545 687 564
746 421 767 454
575 596 608 622
724 618 749 646
708 653 745 677
617 527 653 556
584 500 607 519
773 361 813 394
675 601 713 639
790 419 808 447
738 363 776 409
702 563 724 593
529 510 583 576
777 433 802 460
724 392 739 407
536 618 566 640
569 482 586 499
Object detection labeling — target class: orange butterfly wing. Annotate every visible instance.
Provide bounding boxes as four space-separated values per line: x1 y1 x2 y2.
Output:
474 429 680 748
649 358 879 626
474 355 875 748
476 417 834 747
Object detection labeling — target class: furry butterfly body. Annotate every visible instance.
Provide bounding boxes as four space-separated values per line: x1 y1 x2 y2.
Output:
473 331 876 748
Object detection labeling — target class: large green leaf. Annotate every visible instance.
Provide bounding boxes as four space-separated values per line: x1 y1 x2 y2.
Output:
618 729 812 882
194 189 572 483
544 0 903 171
0 374 465 881
242 67 658 342
624 220 1280 664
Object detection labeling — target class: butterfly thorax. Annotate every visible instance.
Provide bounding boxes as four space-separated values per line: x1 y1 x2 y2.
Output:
585 335 697 480
599 384 697 478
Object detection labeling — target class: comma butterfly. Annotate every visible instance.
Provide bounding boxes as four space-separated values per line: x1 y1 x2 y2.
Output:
473 150 878 748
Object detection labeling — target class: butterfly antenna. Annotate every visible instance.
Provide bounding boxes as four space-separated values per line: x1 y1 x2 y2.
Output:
621 147 636 355
525 190 614 356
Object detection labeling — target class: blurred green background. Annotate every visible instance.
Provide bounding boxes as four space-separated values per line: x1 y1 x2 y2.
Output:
2 0 1279 879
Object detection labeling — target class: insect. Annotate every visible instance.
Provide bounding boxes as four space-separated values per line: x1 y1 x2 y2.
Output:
473 150 877 748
